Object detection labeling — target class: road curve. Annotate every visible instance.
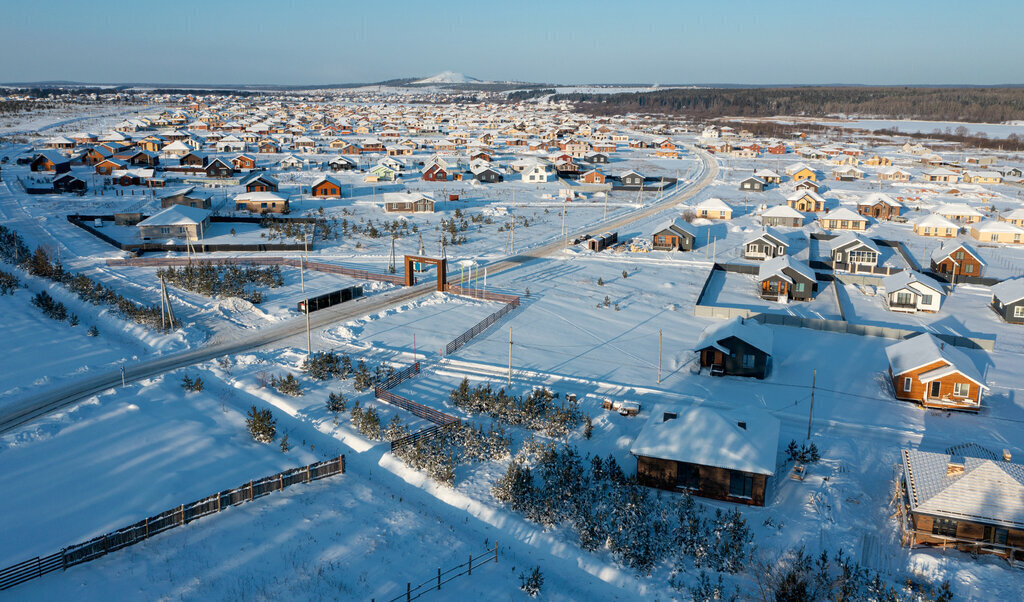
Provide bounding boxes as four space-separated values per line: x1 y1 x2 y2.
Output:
0 147 717 434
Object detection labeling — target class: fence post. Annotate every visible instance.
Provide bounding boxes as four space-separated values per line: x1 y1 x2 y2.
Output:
341 455 346 474
495 541 498 563
249 481 254 502
180 504 186 525
306 466 311 483
437 567 441 590
407 582 411 602
468 554 472 576
280 473 284 491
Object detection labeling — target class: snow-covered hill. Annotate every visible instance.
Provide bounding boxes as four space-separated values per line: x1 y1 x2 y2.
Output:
413 71 484 84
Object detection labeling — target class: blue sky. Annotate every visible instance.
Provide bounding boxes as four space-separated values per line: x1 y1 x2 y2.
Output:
1 0 1020 85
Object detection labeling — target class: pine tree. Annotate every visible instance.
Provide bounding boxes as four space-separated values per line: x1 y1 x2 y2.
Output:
87 325 99 337
584 415 593 439
280 433 290 453
246 405 276 443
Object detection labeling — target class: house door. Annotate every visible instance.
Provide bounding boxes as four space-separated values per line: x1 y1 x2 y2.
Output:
701 350 723 367
929 382 941 399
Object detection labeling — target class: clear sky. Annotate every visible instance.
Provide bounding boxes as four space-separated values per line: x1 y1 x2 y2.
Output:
1 0 1020 86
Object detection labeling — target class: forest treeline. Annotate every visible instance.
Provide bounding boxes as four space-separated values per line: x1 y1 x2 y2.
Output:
554 87 1024 123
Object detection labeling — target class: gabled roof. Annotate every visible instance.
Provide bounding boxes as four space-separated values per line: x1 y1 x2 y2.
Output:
902 449 1024 529
654 217 697 238
935 203 985 218
695 197 731 211
234 191 289 202
137 205 210 227
758 255 815 283
992 277 1024 305
786 189 826 204
819 207 866 222
33 150 69 164
762 205 805 219
913 213 959 229
630 404 780 476
311 175 342 187
859 192 902 208
694 316 773 356
745 227 788 248
882 270 945 297
830 232 879 253
884 333 983 384
972 219 1024 234
930 240 985 266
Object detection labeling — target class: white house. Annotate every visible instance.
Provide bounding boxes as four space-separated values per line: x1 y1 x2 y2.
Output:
882 270 946 313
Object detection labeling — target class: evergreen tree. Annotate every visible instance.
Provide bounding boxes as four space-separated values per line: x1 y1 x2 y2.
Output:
246 405 276 443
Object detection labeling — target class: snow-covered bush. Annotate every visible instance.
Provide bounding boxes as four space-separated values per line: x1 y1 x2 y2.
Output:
0 269 19 295
449 379 582 436
245 405 276 443
519 566 543 597
271 373 302 396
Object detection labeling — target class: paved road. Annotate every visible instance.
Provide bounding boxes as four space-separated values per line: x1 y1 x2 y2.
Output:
0 146 717 434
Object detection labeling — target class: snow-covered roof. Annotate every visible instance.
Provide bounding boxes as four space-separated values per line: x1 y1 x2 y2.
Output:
655 217 698 237
695 197 731 211
884 334 983 385
753 168 780 178
786 189 826 204
902 449 1024 529
992 277 1024 305
694 316 773 355
859 192 902 208
234 191 288 202
629 405 780 476
972 219 1024 234
745 228 788 247
935 203 985 218
929 240 985 266
882 270 945 297
913 213 959 229
137 205 210 227
830 232 879 253
758 255 815 283
762 205 805 219
819 207 865 222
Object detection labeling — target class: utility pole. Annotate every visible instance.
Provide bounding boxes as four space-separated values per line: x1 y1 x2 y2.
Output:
807 369 816 440
507 327 513 386
658 329 662 384
300 237 311 357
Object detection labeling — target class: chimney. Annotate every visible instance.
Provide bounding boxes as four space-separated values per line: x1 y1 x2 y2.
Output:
947 456 965 475
1004 449 1013 462
737 421 747 430
663 412 677 422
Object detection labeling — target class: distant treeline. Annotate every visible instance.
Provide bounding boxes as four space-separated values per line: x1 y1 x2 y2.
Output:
507 88 556 102
555 87 1024 123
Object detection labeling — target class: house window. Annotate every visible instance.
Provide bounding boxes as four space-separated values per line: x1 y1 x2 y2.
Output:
991 234 999 242
903 377 912 392
795 282 805 293
955 251 964 260
1014 306 1024 318
930 381 941 398
676 463 699 490
984 526 1009 545
932 518 957 538
965 264 974 274
953 383 970 397
921 295 933 305
742 354 755 368
895 292 914 305
729 472 754 498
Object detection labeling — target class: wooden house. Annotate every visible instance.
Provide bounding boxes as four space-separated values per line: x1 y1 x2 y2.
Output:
787 165 818 182
654 138 678 158
739 176 766 192
695 317 773 379
753 168 781 184
991 278 1024 324
864 155 892 167
818 207 868 231
760 205 804 228
95 158 126 175
581 169 607 184
923 168 959 183
936 203 985 224
473 167 505 183
619 170 646 188
630 405 780 506
43 135 74 150
159 185 212 209
328 156 358 171
651 218 697 251
234 191 289 213
383 191 434 213
743 229 788 261
900 448 1024 559
786 190 827 213
423 163 450 182
885 334 985 410
258 140 281 154
51 174 87 194
240 172 279 193
930 241 985 279
758 256 816 301
1001 208 1024 228
179 151 208 168
857 193 902 220
878 167 912 182
231 154 257 171
311 175 343 198
204 157 234 178
82 147 112 166
794 179 821 193
882 271 946 313
962 171 1002 185
30 151 71 174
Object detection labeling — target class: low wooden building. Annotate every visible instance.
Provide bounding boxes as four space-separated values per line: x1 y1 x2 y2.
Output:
913 214 960 238
882 270 945 313
652 217 697 251
885 334 985 410
857 193 902 220
138 205 211 241
970 220 1024 245
930 241 985 279
30 151 71 174
739 176 766 192
311 175 343 198
240 172 279 193
818 207 869 231
786 190 827 213
159 185 212 210
694 317 773 379
383 191 434 213
743 229 788 261
760 205 804 228
900 448 1024 561
630 405 780 507
234 191 290 213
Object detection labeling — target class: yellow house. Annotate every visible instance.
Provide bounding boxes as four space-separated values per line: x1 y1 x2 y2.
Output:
787 190 827 212
913 214 959 238
791 167 817 181
970 220 1024 244
694 198 732 220
864 155 892 166
353 125 371 135
817 208 868 231
962 171 1002 184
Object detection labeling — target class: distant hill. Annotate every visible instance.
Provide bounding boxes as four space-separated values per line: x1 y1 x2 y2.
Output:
412 71 484 85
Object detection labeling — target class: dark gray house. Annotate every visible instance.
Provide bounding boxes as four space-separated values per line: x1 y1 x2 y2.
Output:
742 229 788 261
991 278 1024 324
739 176 766 192
620 169 645 188
758 256 817 301
585 152 609 164
694 317 773 379
474 168 504 183
652 217 697 251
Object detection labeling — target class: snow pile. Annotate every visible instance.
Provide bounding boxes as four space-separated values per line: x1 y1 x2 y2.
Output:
413 71 483 84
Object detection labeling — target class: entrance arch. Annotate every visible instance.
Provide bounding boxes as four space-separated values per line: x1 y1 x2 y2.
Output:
403 255 447 291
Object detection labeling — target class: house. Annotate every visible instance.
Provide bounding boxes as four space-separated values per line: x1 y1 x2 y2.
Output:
760 205 804 228
30 151 71 174
383 191 435 213
159 186 212 209
885 333 986 410
423 162 450 181
311 175 343 198
81 146 112 165
857 193 902 220
739 176 766 192
830 232 880 272
234 191 290 213
231 154 257 171
786 190 827 213
935 203 985 224
1001 208 1024 228
51 174 87 194
619 169 646 188
161 140 192 157
743 229 788 261
913 214 960 238
258 140 281 154
758 256 817 301
694 198 732 220
328 156 358 171
204 157 234 178
818 207 868 231
930 241 985 279
753 168 781 184
794 179 821 193
278 155 304 170
991 278 1024 324
962 170 1002 185
584 152 609 164
179 151 208 168
970 220 1024 244
878 167 912 182
651 218 697 251
580 169 606 184
523 163 555 183
786 163 817 182
832 165 865 181
473 167 505 183
900 448 1024 559
240 172 279 193
138 205 211 241
694 317 773 379
370 163 398 181
630 405 780 506
882 271 946 313
44 135 75 150
864 155 892 167
923 168 959 183
95 158 127 175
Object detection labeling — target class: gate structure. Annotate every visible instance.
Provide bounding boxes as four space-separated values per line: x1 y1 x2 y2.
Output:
404 255 447 291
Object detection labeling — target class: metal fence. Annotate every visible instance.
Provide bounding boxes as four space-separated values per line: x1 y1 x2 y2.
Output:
382 543 498 602
445 297 520 356
379 362 421 391
374 388 459 426
0 455 345 592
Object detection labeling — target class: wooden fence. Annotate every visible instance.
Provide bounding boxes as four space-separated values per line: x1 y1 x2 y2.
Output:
445 294 520 356
390 422 459 452
374 388 459 427
106 256 404 285
380 543 498 602
0 455 346 592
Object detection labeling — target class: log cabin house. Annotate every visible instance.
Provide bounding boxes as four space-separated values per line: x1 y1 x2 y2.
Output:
311 175 343 198
630 405 780 506
930 242 985 279
885 334 986 411
857 193 902 220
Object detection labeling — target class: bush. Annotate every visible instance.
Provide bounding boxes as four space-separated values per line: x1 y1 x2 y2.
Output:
303 351 351 380
87 325 99 337
449 379 582 436
519 566 543 597
271 373 302 396
246 405 276 443
326 391 346 414
786 440 821 463
0 269 19 295
31 290 68 321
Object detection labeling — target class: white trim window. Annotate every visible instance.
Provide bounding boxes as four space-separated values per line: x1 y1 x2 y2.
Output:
1014 306 1024 318
953 383 970 397
903 377 912 393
